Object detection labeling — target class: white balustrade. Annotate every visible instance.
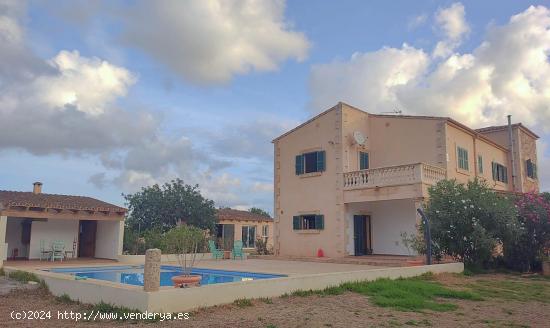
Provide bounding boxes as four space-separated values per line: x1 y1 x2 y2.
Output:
343 163 446 190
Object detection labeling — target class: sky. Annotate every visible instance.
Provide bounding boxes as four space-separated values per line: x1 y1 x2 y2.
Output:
1 0 549 214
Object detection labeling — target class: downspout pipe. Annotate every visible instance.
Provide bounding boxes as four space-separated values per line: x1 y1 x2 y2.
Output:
507 115 517 192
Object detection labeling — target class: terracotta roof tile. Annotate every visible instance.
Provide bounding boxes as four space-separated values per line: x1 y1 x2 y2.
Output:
217 208 273 222
0 191 127 213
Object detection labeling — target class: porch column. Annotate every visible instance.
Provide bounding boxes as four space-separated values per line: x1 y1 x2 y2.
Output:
0 216 7 262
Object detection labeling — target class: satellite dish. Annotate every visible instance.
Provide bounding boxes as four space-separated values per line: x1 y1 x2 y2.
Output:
352 131 366 146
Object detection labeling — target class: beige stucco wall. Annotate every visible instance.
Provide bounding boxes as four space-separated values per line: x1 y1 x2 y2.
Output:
218 219 274 250
274 104 342 257
478 126 539 192
445 123 511 191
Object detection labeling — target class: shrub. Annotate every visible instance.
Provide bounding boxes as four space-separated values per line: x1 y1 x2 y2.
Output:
425 179 517 269
8 270 41 283
504 191 550 271
255 237 272 255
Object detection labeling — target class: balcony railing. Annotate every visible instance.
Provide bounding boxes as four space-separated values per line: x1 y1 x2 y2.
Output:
343 163 446 190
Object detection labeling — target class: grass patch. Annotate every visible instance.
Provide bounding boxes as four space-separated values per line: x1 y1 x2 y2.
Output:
467 278 549 303
340 277 481 312
290 285 346 297
0 267 5 276
233 298 253 308
259 297 273 304
8 270 41 283
56 293 77 304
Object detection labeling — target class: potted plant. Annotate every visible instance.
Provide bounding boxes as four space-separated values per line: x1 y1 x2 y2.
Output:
165 224 206 288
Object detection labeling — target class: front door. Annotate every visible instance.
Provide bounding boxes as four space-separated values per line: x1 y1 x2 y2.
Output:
78 220 97 257
353 215 372 256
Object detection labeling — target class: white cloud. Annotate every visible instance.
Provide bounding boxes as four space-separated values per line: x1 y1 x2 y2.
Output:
408 13 428 30
309 45 429 113
309 5 550 133
433 2 470 58
120 0 309 84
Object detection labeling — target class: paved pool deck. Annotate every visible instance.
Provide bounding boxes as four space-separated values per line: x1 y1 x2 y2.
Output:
162 258 383 275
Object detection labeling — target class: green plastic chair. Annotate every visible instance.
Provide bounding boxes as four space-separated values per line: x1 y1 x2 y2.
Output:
39 240 52 261
232 240 244 260
208 240 223 260
51 240 65 262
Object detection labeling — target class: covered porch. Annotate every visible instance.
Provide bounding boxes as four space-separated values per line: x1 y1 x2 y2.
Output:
345 198 423 256
0 182 126 264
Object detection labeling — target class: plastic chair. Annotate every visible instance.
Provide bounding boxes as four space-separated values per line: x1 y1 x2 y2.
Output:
51 240 65 262
232 240 244 260
39 240 52 261
208 240 224 260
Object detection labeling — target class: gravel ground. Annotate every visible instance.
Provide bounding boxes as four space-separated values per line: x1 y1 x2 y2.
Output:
0 274 548 328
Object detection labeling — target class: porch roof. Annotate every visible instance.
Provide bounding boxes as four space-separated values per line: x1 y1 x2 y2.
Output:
0 190 126 221
217 208 273 223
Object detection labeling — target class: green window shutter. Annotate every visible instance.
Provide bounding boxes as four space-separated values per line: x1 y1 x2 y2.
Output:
316 151 326 172
492 162 497 180
315 215 324 230
533 163 538 179
295 155 304 175
360 152 369 170
292 216 301 230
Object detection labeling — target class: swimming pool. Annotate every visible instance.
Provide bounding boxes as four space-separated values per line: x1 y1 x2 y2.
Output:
47 265 285 287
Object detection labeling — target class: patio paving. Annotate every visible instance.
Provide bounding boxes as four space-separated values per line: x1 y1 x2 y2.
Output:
0 276 39 295
160 258 384 275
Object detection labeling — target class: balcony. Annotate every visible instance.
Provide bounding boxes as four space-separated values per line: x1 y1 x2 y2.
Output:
343 163 446 201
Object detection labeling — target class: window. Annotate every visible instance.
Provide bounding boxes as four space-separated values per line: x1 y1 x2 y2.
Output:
295 151 326 175
478 155 483 174
292 214 324 230
359 152 369 170
262 225 269 238
241 226 256 248
457 146 469 170
492 162 508 183
526 159 538 179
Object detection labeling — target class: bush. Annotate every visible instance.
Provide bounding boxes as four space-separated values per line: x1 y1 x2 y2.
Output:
8 270 41 283
255 237 272 255
425 179 517 269
504 191 550 271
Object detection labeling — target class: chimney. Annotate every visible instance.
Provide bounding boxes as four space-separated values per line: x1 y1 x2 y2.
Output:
33 182 43 194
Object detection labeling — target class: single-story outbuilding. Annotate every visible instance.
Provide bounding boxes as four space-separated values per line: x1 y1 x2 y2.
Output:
215 208 273 252
0 182 126 264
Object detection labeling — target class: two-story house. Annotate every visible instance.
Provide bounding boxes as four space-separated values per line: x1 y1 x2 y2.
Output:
273 102 539 258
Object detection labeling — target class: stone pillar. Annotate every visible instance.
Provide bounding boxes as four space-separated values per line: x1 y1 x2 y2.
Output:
0 216 7 263
143 248 161 292
543 260 550 276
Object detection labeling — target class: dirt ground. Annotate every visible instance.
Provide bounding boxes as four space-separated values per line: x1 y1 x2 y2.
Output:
0 274 548 328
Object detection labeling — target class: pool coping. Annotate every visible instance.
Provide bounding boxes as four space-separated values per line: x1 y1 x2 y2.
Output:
3 261 464 312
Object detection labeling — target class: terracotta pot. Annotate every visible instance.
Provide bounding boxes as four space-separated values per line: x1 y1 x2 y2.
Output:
224 251 231 259
171 275 201 288
543 260 550 276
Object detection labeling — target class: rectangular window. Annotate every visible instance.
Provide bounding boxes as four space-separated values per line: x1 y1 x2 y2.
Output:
241 226 256 248
292 214 324 230
526 159 538 179
262 225 269 237
359 152 369 170
492 162 508 183
478 155 483 174
457 146 469 171
295 151 326 175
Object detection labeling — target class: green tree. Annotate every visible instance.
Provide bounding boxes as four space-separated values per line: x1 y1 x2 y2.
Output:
425 179 517 269
248 207 271 217
124 179 216 233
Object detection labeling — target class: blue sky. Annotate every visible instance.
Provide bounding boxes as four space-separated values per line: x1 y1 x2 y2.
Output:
1 0 549 213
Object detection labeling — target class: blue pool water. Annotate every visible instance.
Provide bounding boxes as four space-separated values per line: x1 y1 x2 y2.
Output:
47 265 285 287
